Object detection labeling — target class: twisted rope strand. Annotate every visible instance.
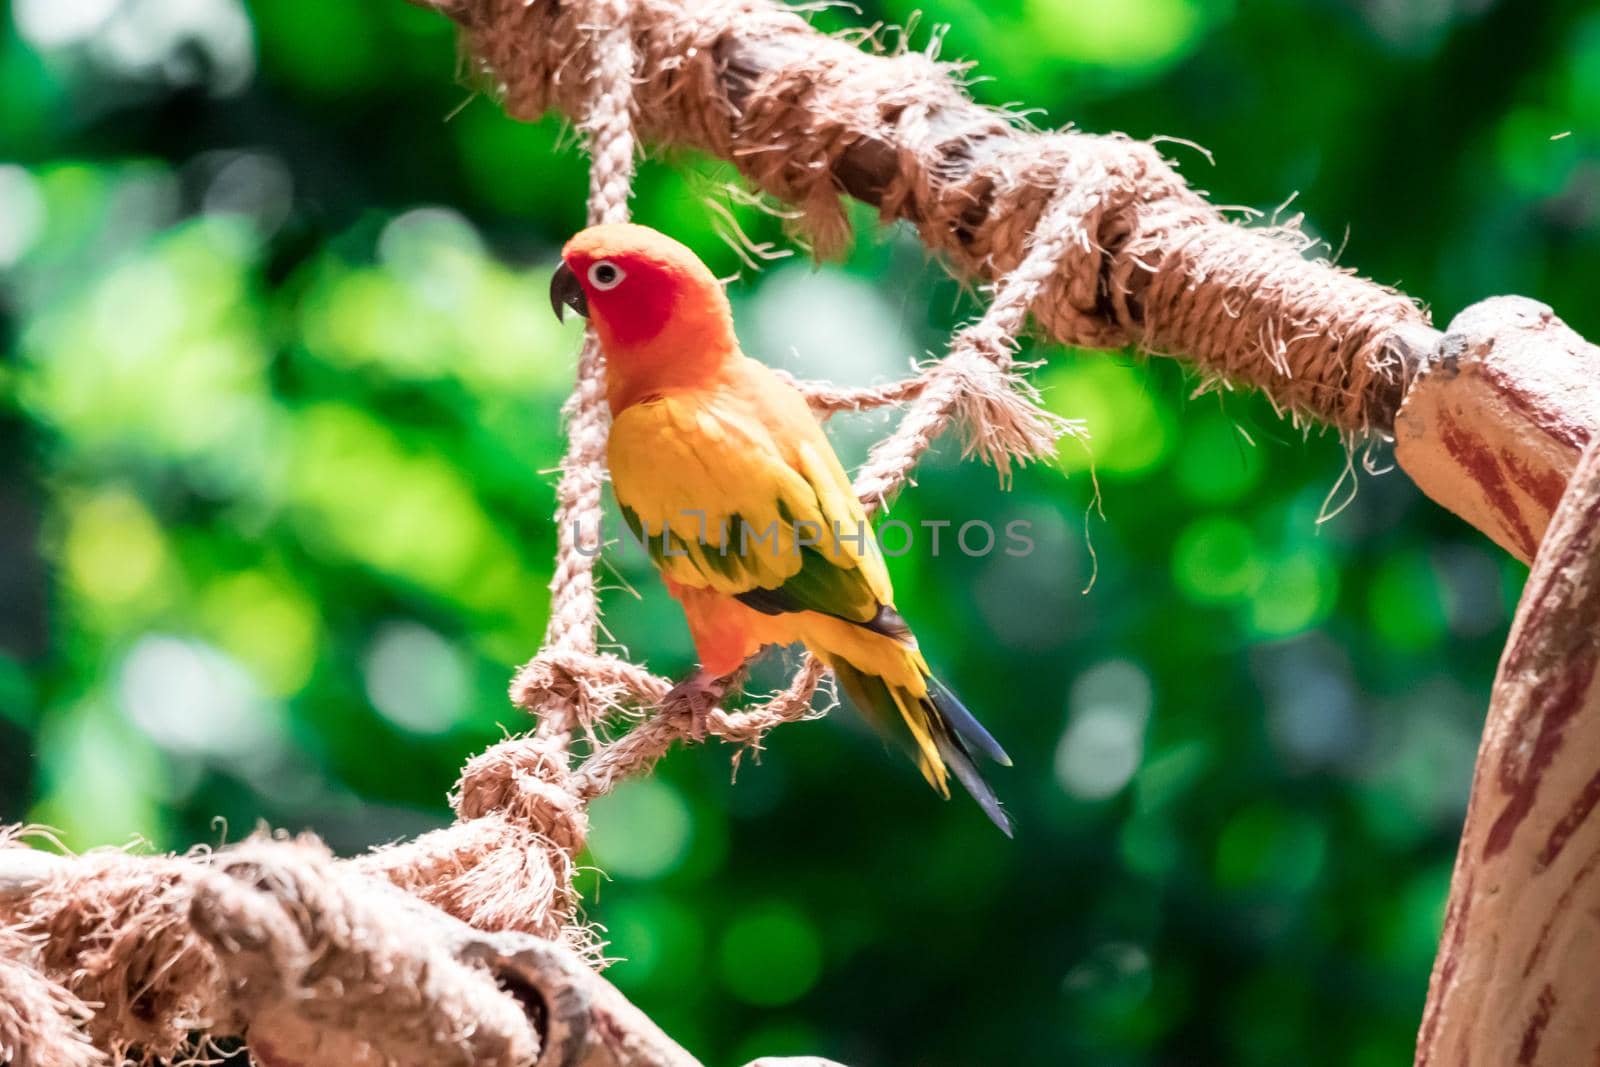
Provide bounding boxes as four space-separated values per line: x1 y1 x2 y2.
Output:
788 371 926 415
854 186 1088 508
534 0 639 747
381 0 647 950
574 658 830 799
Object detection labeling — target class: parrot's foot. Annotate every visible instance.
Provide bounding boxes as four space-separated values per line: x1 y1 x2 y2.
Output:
664 668 735 740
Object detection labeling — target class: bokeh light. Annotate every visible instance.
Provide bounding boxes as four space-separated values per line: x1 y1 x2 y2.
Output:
587 778 694 880
718 902 824 1007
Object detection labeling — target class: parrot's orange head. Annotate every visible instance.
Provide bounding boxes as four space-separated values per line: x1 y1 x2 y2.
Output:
550 223 731 354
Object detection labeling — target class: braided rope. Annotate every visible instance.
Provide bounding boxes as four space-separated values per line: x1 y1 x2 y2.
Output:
533 0 639 749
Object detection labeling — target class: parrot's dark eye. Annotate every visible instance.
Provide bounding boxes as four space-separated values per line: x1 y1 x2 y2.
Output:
588 260 624 290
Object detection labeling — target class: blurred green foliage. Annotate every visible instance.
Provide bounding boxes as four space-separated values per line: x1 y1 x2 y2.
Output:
1 0 1596 1063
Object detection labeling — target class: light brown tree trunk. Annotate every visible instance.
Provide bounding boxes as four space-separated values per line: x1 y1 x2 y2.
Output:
1415 426 1600 1064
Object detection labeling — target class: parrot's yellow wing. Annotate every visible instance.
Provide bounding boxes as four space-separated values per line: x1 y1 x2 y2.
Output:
608 359 896 630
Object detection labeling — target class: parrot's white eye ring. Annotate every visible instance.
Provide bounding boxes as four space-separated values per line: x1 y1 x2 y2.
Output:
588 260 625 290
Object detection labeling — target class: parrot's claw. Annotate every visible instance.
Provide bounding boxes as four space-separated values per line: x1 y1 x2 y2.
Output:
664 668 735 740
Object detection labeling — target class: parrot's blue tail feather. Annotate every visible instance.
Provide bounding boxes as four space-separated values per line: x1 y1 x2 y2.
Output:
827 656 1013 836
930 723 1013 838
929 677 1012 767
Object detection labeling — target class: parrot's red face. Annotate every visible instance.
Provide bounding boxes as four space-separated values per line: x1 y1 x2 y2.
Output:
551 223 726 350
551 223 738 411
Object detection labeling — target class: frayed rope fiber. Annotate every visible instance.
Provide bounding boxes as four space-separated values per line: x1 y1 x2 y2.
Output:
1 835 544 1066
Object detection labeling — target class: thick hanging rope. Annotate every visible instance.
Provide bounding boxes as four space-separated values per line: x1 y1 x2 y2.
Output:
0 927 98 1067
445 0 1438 436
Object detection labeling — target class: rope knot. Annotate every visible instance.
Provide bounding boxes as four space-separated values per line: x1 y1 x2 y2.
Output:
511 649 668 729
454 739 589 856
510 651 593 721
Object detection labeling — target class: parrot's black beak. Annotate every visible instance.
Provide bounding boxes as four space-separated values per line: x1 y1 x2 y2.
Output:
549 261 587 322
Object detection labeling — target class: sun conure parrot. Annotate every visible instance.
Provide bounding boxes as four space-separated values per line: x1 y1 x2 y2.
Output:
550 223 1012 834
